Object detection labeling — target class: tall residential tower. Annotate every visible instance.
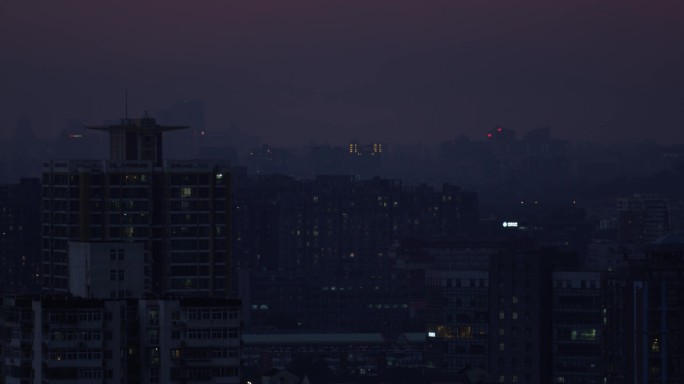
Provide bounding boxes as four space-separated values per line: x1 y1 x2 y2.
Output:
41 116 232 297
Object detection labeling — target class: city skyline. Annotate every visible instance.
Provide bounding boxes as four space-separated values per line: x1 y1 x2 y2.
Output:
3 108 684 383
2 2 684 383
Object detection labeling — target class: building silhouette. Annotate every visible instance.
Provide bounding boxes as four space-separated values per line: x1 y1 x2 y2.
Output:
617 194 670 246
0 178 41 294
603 234 684 384
232 175 479 334
41 116 232 297
551 271 602 384
5 114 243 383
2 295 241 383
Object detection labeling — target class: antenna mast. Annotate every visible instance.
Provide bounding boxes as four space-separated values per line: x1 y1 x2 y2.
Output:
125 89 128 120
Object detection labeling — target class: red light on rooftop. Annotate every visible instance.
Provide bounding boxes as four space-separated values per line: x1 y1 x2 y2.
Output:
487 133 492 138
497 127 502 132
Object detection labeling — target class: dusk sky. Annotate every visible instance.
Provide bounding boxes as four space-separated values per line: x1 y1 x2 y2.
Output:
1 0 683 145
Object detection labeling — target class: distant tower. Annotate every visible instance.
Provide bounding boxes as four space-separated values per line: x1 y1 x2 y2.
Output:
485 126 516 141
86 113 187 166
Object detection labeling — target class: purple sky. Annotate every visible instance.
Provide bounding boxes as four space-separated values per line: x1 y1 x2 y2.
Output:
1 0 683 145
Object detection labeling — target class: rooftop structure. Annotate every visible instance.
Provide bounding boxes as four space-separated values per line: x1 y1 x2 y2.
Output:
87 114 187 165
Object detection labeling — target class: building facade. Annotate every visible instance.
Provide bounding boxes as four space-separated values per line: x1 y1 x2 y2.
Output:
617 194 669 246
603 236 684 384
41 116 232 297
68 241 146 299
551 271 602 384
0 178 41 294
232 174 479 333
2 296 241 384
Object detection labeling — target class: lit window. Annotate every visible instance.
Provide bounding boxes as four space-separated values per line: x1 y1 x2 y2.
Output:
499 311 505 320
512 312 518 320
171 349 181 359
457 326 472 339
181 187 192 198
581 329 597 340
436 325 454 338
499 343 505 351
651 338 660 352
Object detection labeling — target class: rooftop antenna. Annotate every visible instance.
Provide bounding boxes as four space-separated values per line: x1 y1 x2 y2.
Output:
125 89 128 121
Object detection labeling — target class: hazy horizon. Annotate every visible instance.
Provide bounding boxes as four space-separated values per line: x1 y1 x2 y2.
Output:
2 0 683 145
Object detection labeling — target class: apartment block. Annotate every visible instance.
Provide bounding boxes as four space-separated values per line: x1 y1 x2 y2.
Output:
2 296 241 383
41 116 231 297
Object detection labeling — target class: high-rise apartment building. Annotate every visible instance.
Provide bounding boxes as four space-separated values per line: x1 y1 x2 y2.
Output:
0 178 41 294
14 114 241 383
603 235 684 384
41 116 231 297
418 238 581 383
232 175 479 333
425 270 490 373
551 271 602 384
488 246 554 384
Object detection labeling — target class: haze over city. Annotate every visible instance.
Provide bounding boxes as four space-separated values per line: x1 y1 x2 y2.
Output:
2 0 683 144
2 2 684 384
